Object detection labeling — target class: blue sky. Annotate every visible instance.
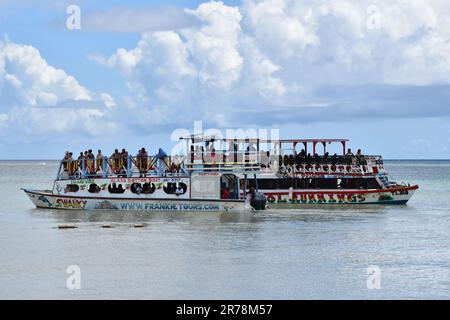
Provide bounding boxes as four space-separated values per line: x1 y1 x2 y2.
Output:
1 0 450 159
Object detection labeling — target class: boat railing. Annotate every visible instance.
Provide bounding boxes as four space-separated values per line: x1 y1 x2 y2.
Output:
57 155 187 180
276 155 386 177
185 150 261 172
56 152 385 179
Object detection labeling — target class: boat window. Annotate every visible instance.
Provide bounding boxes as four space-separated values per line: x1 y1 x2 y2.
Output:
178 183 187 194
255 178 295 190
295 179 310 189
364 178 381 189
142 183 156 194
163 182 177 194
315 178 338 189
88 183 100 193
246 177 380 190
276 178 294 189
130 183 142 194
65 184 79 193
108 183 126 194
163 182 187 195
338 178 376 189
255 179 276 190
256 178 341 190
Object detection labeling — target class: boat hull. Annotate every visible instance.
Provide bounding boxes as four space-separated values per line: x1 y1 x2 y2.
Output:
23 185 418 213
22 189 247 212
262 185 418 206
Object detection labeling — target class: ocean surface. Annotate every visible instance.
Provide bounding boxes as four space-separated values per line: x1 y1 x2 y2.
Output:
0 160 449 299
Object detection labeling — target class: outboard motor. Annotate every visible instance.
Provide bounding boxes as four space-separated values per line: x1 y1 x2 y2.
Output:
250 192 267 210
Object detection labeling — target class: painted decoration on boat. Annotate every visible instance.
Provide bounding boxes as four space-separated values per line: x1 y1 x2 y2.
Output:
95 201 118 210
56 198 87 209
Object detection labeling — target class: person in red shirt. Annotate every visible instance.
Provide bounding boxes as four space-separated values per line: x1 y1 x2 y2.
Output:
221 188 230 199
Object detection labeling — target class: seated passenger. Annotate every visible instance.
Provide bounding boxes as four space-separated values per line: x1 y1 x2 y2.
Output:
300 149 306 157
323 152 329 164
346 148 354 165
135 184 142 195
356 149 365 165
331 153 338 165
175 185 184 196
306 153 312 165
288 154 294 166
313 153 320 165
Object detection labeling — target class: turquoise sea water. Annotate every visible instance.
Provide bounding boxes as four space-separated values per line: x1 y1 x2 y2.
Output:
0 160 449 299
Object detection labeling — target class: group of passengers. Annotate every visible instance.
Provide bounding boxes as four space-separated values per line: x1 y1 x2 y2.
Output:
187 142 368 168
190 141 260 165
62 147 169 177
190 144 218 163
279 148 367 167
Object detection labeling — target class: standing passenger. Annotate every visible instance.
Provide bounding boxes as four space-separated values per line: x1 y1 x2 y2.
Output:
110 149 120 174
86 149 95 174
67 152 74 177
137 148 148 176
62 151 70 172
121 148 129 174
96 150 103 173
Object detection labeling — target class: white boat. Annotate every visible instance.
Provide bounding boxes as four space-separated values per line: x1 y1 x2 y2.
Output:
23 136 418 211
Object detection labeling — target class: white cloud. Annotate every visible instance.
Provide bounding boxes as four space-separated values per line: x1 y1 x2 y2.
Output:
184 1 243 89
242 0 319 59
98 1 286 128
101 93 116 109
95 0 450 131
0 40 91 106
4 0 450 145
0 39 116 136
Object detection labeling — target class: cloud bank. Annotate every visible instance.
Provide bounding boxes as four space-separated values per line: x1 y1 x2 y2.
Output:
95 0 450 130
1 0 450 154
0 40 116 139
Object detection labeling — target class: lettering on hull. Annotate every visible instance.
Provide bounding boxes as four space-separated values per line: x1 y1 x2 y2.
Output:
265 192 404 204
117 202 221 211
56 198 87 209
